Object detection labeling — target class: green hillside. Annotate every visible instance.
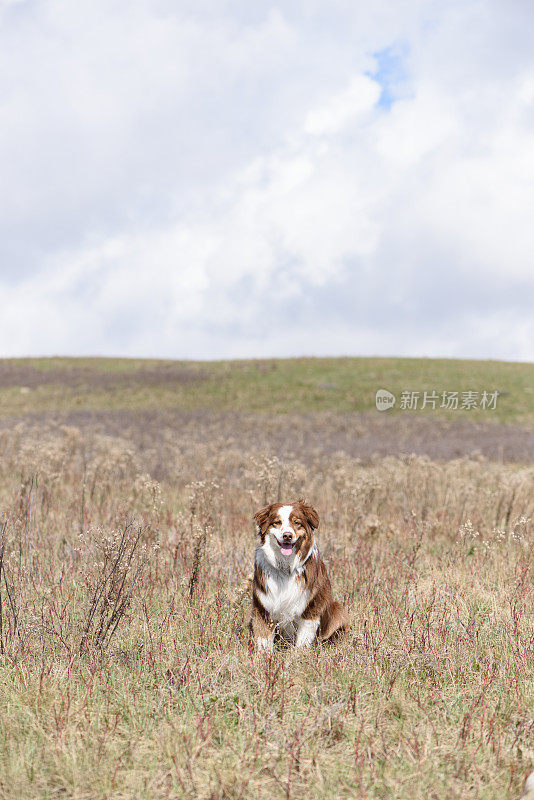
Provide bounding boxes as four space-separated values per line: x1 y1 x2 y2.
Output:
0 355 533 424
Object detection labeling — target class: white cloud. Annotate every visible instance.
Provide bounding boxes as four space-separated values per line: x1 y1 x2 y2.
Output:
0 1 534 359
303 75 380 136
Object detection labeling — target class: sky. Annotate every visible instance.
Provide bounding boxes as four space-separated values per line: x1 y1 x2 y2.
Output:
1 0 534 361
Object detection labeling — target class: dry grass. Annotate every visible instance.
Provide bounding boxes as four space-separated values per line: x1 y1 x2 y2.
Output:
0 422 531 799
5 409 534 476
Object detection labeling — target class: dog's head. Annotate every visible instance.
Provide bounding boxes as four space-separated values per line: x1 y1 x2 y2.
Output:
253 499 319 560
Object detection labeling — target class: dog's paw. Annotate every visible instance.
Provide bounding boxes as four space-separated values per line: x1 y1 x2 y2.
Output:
256 636 274 654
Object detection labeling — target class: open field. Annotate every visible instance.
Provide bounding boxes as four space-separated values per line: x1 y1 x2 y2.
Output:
0 357 532 799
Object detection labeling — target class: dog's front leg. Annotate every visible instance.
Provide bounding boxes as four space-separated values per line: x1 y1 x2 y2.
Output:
295 617 320 648
251 604 275 653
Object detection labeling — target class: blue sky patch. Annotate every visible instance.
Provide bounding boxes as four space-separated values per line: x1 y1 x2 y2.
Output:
367 42 410 109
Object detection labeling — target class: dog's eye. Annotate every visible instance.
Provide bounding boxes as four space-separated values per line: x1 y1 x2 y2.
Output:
272 519 281 526
295 521 303 529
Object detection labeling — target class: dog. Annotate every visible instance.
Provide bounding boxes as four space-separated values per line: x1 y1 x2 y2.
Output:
250 499 347 651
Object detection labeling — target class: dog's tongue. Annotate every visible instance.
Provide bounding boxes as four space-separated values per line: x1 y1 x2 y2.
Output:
280 544 293 556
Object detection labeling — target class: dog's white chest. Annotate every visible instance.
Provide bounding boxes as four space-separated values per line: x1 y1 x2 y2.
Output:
258 572 309 624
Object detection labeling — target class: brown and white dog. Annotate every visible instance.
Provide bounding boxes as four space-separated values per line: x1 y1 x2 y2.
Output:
250 500 347 652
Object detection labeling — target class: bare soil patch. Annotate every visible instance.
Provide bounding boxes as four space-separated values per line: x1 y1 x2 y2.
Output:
0 362 208 389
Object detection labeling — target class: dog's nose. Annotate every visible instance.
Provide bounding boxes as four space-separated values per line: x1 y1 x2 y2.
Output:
282 532 292 543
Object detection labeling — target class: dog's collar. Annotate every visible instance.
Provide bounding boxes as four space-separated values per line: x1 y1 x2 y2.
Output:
295 543 318 576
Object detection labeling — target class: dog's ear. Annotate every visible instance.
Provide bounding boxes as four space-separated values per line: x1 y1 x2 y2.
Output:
296 499 319 530
253 504 275 533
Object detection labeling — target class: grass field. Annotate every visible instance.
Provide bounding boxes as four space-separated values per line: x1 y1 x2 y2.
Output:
0 356 532 799
1 355 534 423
